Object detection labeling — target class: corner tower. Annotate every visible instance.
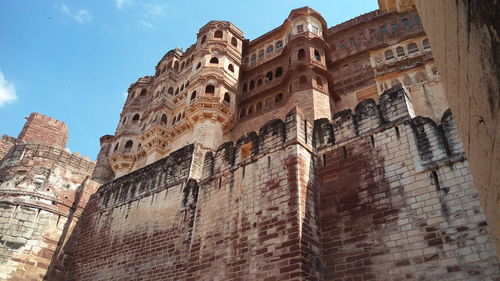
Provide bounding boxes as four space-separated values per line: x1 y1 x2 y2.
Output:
94 22 244 180
286 7 333 121
186 21 243 150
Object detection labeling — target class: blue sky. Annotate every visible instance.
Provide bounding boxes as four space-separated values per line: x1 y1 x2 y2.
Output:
0 0 378 159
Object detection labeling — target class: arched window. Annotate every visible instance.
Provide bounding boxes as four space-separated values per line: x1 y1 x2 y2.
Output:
180 84 184 91
299 76 307 87
258 50 265 60
275 93 283 103
298 49 306 60
214 30 223 38
316 76 323 88
385 50 395 61
139 89 147 96
402 18 410 28
242 83 248 92
175 88 179 95
228 64 234 72
265 71 273 82
114 142 119 151
132 114 140 122
422 39 430 50
173 116 177 124
256 102 262 112
275 67 283 78
122 117 127 124
251 54 257 64
339 41 346 49
196 62 201 69
205 85 215 94
396 46 405 57
210 57 219 64
349 37 356 46
257 79 262 86
168 87 174 95
275 40 283 50
249 80 255 90
231 37 238 47
190 91 197 100
180 62 185 70
201 35 207 44
266 45 274 56
248 105 254 115
223 92 230 104
408 43 419 54
174 61 179 71
161 114 168 124
124 140 133 152
186 80 190 87
314 49 321 61
391 23 398 32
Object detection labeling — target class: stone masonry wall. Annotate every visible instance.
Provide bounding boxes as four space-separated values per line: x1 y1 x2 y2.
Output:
0 143 97 281
315 87 499 280
0 135 18 160
413 0 500 256
70 86 499 280
72 109 323 280
17 113 68 149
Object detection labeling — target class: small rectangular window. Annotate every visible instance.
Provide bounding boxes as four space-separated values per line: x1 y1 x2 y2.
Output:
296 24 304 33
312 25 319 35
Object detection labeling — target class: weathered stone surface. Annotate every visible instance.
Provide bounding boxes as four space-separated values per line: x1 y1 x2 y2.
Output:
0 114 98 281
70 91 499 280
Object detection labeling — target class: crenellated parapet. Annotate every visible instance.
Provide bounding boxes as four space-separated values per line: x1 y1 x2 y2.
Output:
89 143 204 212
0 114 98 281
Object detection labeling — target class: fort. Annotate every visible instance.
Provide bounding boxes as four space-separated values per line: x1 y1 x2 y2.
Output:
0 4 499 281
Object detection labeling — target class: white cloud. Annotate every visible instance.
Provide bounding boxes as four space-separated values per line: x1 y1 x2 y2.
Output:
114 0 133 10
138 20 153 29
55 3 70 15
143 3 167 17
54 3 92 23
0 70 18 107
74 10 92 23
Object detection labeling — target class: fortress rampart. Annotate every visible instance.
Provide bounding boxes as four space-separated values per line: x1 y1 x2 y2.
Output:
0 114 98 281
71 86 499 280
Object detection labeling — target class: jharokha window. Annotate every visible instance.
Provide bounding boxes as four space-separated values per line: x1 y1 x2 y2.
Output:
205 85 215 95
298 49 305 60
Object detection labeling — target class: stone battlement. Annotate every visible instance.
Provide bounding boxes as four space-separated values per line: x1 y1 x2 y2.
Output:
17 112 68 149
70 86 499 281
89 86 462 212
91 143 203 211
0 143 95 173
